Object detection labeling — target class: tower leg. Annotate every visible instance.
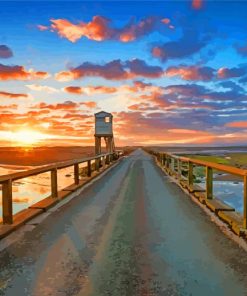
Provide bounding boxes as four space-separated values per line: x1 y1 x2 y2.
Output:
95 137 101 155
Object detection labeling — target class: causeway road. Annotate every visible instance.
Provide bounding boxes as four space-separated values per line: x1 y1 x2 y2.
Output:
0 149 247 296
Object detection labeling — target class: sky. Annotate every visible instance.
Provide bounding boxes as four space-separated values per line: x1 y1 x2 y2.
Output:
0 0 247 147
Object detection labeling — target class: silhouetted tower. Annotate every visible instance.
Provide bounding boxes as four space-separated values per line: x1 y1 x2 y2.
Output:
94 111 115 155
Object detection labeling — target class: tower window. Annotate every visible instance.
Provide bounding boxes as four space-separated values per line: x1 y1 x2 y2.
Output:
105 116 110 123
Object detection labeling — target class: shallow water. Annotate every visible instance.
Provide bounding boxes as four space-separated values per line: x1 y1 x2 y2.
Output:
0 163 88 217
198 179 244 213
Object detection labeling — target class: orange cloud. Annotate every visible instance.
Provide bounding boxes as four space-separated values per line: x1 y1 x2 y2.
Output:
0 91 28 99
64 86 83 94
40 16 172 43
225 121 247 128
161 18 170 25
35 101 79 111
192 0 203 9
0 104 18 110
80 101 97 108
0 64 49 81
217 67 246 79
64 85 117 95
166 65 214 81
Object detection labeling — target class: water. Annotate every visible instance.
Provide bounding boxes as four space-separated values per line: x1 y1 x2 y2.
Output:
198 177 244 213
0 164 244 218
0 163 88 218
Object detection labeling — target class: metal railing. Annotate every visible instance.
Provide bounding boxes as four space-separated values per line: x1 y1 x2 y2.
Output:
149 150 247 229
0 152 121 225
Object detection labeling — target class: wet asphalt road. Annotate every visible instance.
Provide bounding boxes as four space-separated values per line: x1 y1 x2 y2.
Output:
0 149 247 296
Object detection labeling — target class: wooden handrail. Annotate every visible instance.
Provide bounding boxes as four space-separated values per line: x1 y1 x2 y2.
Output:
0 153 114 183
149 149 247 230
151 151 247 176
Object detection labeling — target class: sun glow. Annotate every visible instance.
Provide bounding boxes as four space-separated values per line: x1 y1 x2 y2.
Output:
1 129 49 146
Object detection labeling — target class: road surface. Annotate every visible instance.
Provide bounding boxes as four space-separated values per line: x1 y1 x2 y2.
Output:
0 149 247 296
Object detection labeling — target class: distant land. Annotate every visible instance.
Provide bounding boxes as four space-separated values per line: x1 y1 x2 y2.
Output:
0 146 96 166
0 146 135 166
0 145 246 167
148 146 247 153
148 145 247 181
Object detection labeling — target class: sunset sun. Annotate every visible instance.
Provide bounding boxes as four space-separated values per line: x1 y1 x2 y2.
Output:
11 130 48 146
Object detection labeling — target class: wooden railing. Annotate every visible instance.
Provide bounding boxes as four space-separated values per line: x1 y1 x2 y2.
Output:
148 150 247 229
0 152 121 225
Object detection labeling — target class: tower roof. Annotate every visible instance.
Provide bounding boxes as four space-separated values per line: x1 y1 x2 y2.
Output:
94 111 113 117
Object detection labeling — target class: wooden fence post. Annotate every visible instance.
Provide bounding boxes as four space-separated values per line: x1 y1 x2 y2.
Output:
167 156 170 171
102 156 106 169
87 160 91 177
188 161 193 187
243 175 247 229
51 168 58 198
74 164 79 185
96 158 100 171
171 158 175 174
206 166 213 199
162 154 166 167
177 158 182 180
2 179 13 224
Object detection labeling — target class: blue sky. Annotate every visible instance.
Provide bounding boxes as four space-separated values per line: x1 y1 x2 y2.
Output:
0 1 247 146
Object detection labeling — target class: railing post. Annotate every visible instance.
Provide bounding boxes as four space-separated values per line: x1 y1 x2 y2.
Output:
96 158 100 171
105 155 110 165
188 161 193 187
171 157 175 174
51 168 58 198
178 159 182 180
167 156 170 171
206 166 213 199
102 156 106 169
243 175 247 229
162 154 166 167
2 179 13 224
87 160 91 177
74 163 79 185
165 155 168 171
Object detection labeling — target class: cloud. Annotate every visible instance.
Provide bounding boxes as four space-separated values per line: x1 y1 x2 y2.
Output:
125 59 164 78
113 111 217 145
217 67 247 79
0 104 18 110
225 121 247 128
192 0 203 10
80 101 97 108
64 85 117 95
0 64 49 81
236 44 247 57
26 84 58 93
166 65 215 81
239 76 247 83
37 25 49 31
40 15 173 43
56 59 164 81
34 101 79 111
0 45 13 59
0 91 29 99
151 14 215 62
32 100 97 112
152 29 207 62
